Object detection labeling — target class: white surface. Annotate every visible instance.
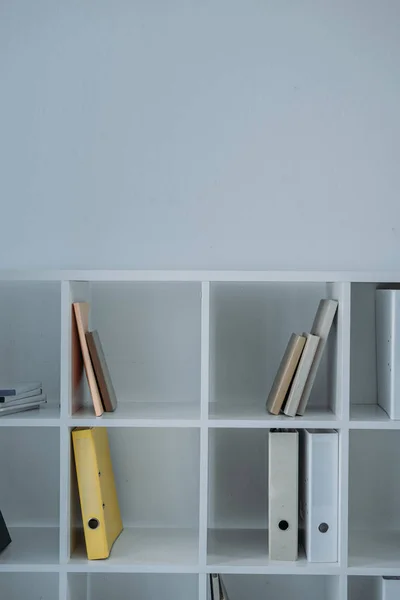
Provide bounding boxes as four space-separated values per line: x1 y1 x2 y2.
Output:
0 572 59 599
3 271 400 599
1 1 400 273
0 527 59 567
0 427 60 527
215 574 341 600
302 430 338 562
70 528 199 569
67 573 198 600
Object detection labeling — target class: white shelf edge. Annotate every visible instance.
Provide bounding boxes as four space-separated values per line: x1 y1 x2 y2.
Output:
204 564 344 575
1 269 400 282
66 418 201 428
207 419 345 429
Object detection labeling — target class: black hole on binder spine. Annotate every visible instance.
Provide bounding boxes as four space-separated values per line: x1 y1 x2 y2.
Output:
319 522 329 533
278 520 289 531
88 518 99 530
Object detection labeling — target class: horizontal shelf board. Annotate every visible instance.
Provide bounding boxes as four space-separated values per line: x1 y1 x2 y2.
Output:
1 269 400 282
209 404 339 428
0 527 59 567
207 529 340 573
0 404 60 427
349 404 399 428
349 530 400 569
69 402 200 427
69 528 199 568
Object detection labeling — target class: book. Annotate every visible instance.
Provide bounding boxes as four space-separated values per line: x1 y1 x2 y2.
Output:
86 330 117 412
209 574 229 600
296 299 338 416
72 427 123 559
0 387 42 403
283 334 320 417
266 334 306 415
0 393 46 408
376 290 400 419
301 429 338 562
73 303 104 417
269 429 299 560
0 382 42 397
0 396 47 417
0 510 11 554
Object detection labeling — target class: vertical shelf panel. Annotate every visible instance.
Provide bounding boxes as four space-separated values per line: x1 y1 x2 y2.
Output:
199 282 210 569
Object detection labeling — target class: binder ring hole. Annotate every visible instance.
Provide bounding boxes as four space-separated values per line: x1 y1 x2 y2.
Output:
278 520 289 531
88 518 100 530
318 522 329 533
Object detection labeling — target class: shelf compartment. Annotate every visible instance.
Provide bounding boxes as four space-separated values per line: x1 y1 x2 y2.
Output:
0 427 60 567
67 573 198 599
348 576 382 600
349 430 400 569
209 282 344 422
69 427 200 567
350 283 400 424
0 572 58 599
209 574 341 600
69 282 201 419
0 281 61 415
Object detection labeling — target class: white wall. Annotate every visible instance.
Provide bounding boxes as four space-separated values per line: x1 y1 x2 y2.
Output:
1 0 399 270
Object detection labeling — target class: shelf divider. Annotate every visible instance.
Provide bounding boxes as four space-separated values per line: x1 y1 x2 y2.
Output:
199 282 210 571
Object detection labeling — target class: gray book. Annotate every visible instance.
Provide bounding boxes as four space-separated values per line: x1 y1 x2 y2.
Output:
86 330 118 412
0 387 42 403
0 396 47 417
283 334 320 417
296 300 338 416
0 382 42 397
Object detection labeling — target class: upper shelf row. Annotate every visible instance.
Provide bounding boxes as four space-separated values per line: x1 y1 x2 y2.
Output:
0 279 394 426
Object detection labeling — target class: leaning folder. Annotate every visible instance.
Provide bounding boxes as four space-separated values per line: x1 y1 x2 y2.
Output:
72 427 123 559
301 429 338 562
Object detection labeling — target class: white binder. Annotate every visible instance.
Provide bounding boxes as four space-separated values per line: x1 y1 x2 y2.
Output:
301 429 338 562
268 429 299 561
381 577 400 600
376 290 400 419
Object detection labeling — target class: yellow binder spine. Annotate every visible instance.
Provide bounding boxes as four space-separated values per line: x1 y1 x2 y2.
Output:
72 427 122 560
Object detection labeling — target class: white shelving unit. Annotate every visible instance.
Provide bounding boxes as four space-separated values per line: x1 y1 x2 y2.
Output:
0 270 399 600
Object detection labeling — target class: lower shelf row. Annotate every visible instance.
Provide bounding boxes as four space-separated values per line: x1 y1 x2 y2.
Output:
0 573 397 600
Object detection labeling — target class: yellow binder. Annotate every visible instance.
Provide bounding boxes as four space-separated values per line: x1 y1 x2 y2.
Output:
72 427 123 559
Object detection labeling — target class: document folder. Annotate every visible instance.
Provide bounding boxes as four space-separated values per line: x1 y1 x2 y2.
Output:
302 429 338 562
72 427 123 559
269 429 299 561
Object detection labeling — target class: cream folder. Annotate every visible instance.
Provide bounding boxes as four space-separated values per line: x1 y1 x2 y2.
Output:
382 577 400 600
302 429 338 562
269 429 299 561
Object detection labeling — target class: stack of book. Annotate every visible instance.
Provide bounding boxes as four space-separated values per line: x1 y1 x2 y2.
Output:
73 302 118 417
266 299 338 417
0 382 47 417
